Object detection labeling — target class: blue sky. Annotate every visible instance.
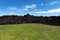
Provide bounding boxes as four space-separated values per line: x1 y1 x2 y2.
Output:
0 0 60 16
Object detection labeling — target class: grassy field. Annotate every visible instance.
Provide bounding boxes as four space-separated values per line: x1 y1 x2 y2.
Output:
0 24 60 40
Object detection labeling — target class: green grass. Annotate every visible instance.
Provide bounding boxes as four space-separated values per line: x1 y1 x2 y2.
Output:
0 24 60 40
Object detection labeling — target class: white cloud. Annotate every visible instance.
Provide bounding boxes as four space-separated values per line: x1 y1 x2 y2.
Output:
47 8 60 13
7 4 36 12
50 1 58 5
23 4 36 11
30 8 60 14
25 4 36 9
41 4 44 6
45 1 58 7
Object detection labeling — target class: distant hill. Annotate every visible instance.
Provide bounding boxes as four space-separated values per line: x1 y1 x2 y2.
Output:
0 14 60 26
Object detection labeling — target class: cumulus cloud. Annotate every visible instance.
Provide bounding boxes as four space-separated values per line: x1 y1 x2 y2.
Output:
29 8 60 14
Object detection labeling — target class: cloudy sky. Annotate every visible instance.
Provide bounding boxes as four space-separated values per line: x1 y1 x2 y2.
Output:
0 0 60 16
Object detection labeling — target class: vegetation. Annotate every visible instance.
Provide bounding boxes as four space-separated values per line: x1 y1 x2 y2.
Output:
0 24 60 40
0 14 60 26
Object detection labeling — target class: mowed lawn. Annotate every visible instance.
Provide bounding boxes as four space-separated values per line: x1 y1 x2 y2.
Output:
0 24 60 40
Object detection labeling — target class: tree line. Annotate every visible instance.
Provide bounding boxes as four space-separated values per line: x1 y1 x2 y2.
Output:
0 14 60 26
